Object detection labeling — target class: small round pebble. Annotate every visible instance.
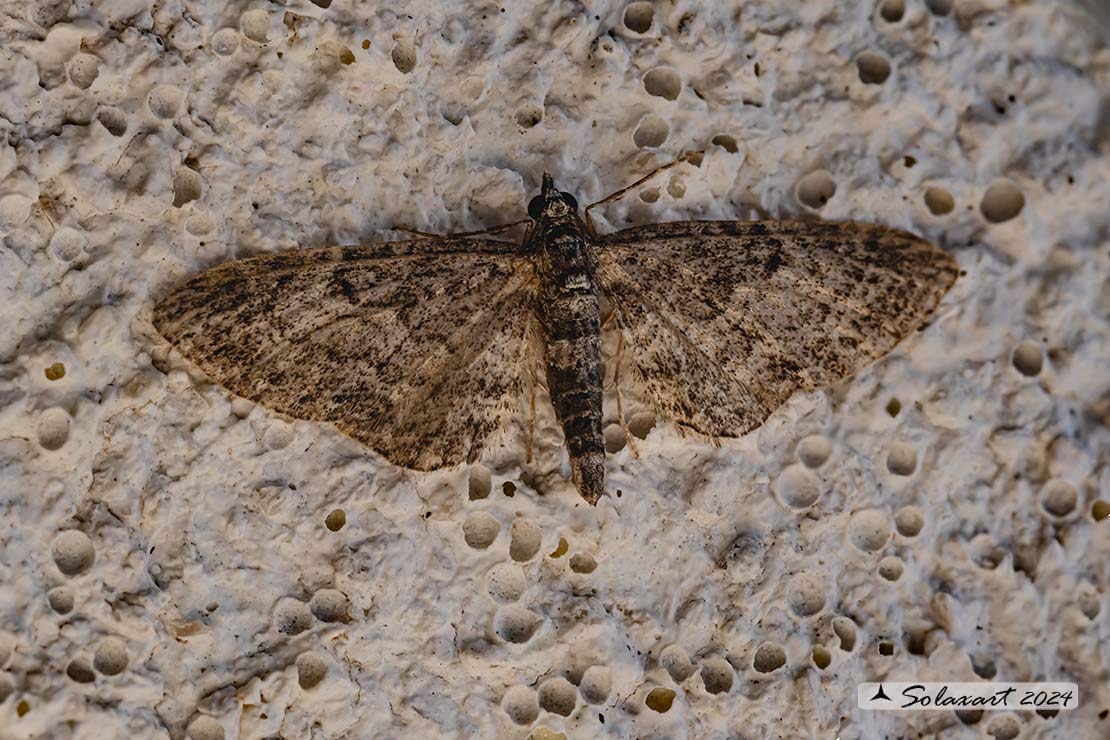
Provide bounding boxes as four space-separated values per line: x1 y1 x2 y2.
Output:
509 519 541 561
240 9 269 43
296 651 327 689
324 508 346 531
797 170 836 209
924 186 955 215
1012 340 1043 376
986 714 1021 740
47 586 74 613
147 85 182 119
645 687 676 712
537 676 577 716
93 637 128 675
796 435 832 468
1040 480 1077 518
712 134 739 153
391 39 417 73
700 656 734 693
494 605 538 643
485 562 526 603
273 598 313 635
633 115 668 148
309 588 348 622
210 28 240 56
569 552 597 573
468 465 491 499
752 642 787 673
96 107 127 136
187 715 225 740
660 644 695 682
956 708 983 725
787 572 826 616
66 53 98 89
48 227 86 262
894 506 924 537
980 180 1024 223
856 51 892 84
579 665 611 704
502 685 538 724
643 67 681 100
886 443 918 476
0 194 33 229
173 169 202 207
514 104 543 128
775 464 821 508
624 1 654 32
880 0 905 22
37 407 71 450
849 509 892 551
972 534 1005 569
833 617 857 650
604 423 627 453
629 412 656 438
462 512 500 549
52 530 94 575
878 556 904 581
66 658 95 683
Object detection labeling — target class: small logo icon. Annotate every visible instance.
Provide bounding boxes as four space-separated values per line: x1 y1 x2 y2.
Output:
870 684 892 702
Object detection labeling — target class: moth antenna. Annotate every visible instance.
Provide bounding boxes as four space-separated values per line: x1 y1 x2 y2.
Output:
390 219 530 240
584 151 704 234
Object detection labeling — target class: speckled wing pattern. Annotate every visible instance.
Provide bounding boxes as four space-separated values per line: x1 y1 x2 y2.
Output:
153 239 541 470
595 220 958 437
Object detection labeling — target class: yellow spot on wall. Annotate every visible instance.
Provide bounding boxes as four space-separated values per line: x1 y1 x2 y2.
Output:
646 687 676 712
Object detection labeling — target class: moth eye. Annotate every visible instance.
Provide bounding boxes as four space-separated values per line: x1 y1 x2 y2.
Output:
527 195 544 220
560 192 578 211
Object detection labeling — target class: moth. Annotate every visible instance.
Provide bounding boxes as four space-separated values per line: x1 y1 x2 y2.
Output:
154 156 958 505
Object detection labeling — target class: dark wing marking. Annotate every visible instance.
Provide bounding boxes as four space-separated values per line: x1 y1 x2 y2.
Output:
595 220 958 437
154 239 541 470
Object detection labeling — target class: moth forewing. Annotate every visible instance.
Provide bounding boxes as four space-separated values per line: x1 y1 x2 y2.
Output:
153 239 543 473
593 220 957 439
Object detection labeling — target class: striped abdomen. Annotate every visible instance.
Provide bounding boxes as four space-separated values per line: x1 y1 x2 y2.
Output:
537 227 606 504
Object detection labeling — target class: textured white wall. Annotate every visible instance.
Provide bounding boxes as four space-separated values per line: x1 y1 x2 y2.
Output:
1 1 1108 738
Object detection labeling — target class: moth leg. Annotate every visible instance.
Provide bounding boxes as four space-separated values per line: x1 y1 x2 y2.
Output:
584 150 704 235
611 325 639 459
526 379 537 464
391 219 531 240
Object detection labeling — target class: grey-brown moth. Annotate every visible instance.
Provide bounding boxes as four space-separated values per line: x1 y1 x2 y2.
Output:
154 163 957 505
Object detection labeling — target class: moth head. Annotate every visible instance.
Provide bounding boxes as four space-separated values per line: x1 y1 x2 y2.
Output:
528 172 579 220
